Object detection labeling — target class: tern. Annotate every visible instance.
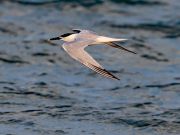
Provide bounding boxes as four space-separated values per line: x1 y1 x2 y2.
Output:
50 29 136 80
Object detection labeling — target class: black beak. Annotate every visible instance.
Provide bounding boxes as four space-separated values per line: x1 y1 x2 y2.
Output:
49 37 61 40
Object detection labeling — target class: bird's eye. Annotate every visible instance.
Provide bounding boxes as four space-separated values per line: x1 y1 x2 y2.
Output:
60 33 74 38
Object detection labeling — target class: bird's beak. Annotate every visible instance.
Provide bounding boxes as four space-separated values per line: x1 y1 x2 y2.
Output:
49 37 61 40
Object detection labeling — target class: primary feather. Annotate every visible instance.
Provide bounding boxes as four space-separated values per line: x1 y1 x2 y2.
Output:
62 40 120 80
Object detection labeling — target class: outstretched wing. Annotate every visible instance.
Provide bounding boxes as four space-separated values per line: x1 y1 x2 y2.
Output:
62 40 119 80
105 42 136 54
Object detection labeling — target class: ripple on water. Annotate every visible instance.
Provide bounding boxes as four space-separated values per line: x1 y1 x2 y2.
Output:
0 0 180 135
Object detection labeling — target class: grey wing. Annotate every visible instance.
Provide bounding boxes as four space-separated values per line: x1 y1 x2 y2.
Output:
62 41 119 80
105 42 137 54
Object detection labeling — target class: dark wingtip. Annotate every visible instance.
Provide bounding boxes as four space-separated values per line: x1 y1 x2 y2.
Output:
113 76 120 80
49 37 61 40
131 50 137 54
107 42 137 55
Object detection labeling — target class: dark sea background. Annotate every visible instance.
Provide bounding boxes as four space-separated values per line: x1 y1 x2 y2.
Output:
0 0 180 135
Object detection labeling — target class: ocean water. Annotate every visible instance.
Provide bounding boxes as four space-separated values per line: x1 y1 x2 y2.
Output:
0 0 179 135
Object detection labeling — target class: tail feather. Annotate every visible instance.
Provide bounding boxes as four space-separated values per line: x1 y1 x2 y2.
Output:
96 36 128 43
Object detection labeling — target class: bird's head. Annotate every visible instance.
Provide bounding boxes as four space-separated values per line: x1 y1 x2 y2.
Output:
50 33 76 42
50 29 81 42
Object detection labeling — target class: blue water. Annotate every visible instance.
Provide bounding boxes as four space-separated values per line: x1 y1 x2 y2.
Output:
0 0 179 135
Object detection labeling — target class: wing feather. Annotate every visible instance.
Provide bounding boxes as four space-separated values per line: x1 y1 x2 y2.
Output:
85 63 120 80
105 42 136 54
62 40 119 80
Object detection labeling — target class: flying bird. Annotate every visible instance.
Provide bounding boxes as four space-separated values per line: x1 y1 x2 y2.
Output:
50 29 136 80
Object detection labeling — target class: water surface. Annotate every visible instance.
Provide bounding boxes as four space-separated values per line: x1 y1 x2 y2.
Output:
0 0 180 135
